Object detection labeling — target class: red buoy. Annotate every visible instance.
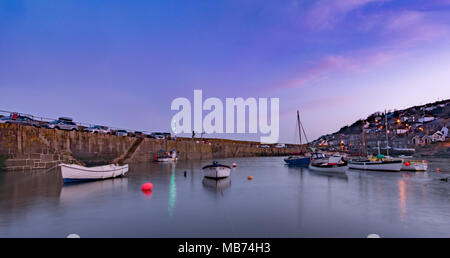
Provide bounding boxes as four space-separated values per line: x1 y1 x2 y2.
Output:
142 182 153 191
232 163 237 167
404 162 410 167
142 189 152 196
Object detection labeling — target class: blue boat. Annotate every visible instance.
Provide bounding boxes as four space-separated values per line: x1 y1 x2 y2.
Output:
284 156 311 165
284 110 313 166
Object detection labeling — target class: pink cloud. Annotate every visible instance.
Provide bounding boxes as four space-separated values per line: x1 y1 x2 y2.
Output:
281 51 395 89
382 11 448 45
279 9 449 90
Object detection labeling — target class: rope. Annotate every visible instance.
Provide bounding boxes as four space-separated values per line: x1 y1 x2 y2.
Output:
40 162 60 173
300 120 309 144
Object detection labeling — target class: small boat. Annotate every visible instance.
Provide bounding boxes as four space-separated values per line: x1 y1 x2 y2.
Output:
348 158 402 172
155 150 178 162
202 161 231 179
284 156 310 165
401 160 428 171
60 163 129 183
286 152 326 166
309 156 347 173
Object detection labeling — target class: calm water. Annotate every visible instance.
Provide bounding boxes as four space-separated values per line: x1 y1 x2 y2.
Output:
0 157 449 238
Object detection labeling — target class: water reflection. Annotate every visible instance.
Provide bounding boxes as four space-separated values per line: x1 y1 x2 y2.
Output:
308 171 348 181
202 177 231 193
1 157 449 237
168 163 176 217
398 179 406 221
0 169 62 224
59 177 128 205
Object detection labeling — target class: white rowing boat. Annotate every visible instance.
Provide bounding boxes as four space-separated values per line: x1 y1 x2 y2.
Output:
60 163 129 183
202 161 231 179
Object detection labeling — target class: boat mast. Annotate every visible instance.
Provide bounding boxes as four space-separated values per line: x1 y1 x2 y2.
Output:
385 109 389 156
297 110 302 151
361 119 368 156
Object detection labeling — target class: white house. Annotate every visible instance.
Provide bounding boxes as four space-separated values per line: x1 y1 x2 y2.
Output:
412 136 422 145
412 135 433 145
418 115 435 123
441 126 448 137
396 129 408 135
432 131 445 142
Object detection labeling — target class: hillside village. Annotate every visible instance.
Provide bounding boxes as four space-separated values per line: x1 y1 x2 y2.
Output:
312 99 450 156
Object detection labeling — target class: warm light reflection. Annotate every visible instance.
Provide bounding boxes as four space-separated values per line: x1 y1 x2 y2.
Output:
398 179 406 220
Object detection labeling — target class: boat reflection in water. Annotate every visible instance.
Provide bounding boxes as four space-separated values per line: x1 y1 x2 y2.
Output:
202 177 231 193
308 170 348 181
59 177 128 205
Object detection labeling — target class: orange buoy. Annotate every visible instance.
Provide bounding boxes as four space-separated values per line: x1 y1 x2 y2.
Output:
436 168 441 172
404 162 410 167
232 163 237 167
248 176 253 180
142 182 153 191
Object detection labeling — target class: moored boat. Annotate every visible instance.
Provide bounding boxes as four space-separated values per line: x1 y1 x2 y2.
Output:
348 110 403 172
309 156 347 173
284 110 312 166
401 160 428 171
284 156 310 165
60 163 129 183
202 161 231 179
155 150 178 162
348 159 402 172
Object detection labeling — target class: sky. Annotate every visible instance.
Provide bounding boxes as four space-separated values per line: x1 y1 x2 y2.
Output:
1 0 450 143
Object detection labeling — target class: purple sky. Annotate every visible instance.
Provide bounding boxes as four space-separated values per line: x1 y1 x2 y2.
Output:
1 0 450 143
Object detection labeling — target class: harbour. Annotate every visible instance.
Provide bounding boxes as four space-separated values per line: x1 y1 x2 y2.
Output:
0 156 449 237
1 0 450 242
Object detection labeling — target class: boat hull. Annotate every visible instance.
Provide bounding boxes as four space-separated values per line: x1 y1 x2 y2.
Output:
348 160 402 172
284 156 310 165
156 157 177 162
203 166 231 179
61 163 129 183
202 177 231 191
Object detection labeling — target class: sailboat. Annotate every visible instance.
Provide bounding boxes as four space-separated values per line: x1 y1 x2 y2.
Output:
284 110 311 166
348 110 402 172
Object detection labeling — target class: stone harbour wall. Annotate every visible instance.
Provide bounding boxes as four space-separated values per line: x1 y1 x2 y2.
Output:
0 124 294 171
